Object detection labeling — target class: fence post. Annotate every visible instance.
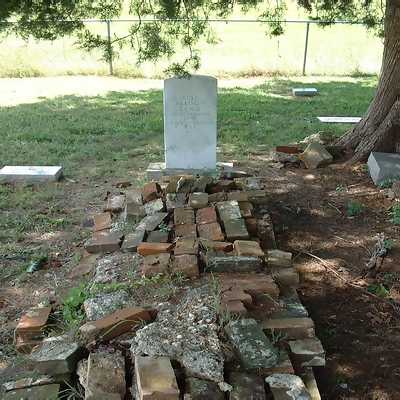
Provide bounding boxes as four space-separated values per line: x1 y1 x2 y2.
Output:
302 22 310 76
106 20 114 75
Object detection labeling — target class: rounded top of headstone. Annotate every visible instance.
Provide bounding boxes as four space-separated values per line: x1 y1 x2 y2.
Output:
165 74 217 83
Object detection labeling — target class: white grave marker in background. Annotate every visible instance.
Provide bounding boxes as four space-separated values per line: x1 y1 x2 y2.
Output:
0 166 63 183
164 75 217 170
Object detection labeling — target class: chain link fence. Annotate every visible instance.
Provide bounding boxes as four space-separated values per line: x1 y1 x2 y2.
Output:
0 19 383 78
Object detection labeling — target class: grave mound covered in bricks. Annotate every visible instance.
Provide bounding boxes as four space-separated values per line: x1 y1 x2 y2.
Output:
5 170 325 400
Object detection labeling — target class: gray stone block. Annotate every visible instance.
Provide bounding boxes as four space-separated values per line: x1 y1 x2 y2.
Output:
368 152 400 185
265 374 311 400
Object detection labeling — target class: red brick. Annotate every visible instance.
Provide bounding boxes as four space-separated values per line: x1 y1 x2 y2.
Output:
198 239 233 252
142 182 160 203
174 238 198 256
16 307 52 341
137 242 173 256
80 307 153 343
175 223 197 238
276 145 301 154
171 255 199 278
245 218 258 236
239 202 253 218
15 336 42 354
261 318 315 340
222 300 247 316
234 240 264 257
85 231 122 254
221 288 252 306
174 207 195 225
140 254 170 277
93 212 112 232
196 207 217 225
197 222 224 241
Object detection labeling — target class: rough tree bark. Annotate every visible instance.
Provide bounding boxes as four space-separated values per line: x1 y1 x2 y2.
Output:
337 0 400 162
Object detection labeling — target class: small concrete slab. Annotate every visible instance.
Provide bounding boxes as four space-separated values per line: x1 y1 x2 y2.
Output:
288 338 325 367
0 166 63 183
225 318 279 372
83 290 129 321
368 152 400 185
299 143 333 169
186 377 224 400
317 116 361 124
292 88 318 97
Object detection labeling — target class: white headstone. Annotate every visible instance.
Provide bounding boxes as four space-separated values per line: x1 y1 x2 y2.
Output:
164 75 217 170
292 88 318 97
317 116 361 124
0 166 63 183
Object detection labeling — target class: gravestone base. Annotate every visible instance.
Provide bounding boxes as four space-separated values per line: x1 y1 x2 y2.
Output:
146 162 234 180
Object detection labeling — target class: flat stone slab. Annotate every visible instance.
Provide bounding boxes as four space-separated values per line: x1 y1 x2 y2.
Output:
367 151 400 185
317 116 361 124
225 318 278 372
0 166 63 183
288 338 325 367
265 374 311 400
292 88 318 97
4 384 60 399
229 372 266 400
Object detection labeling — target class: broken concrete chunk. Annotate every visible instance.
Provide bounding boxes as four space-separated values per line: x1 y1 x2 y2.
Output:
229 372 266 400
137 213 168 233
84 230 122 254
80 307 153 343
171 254 199 278
16 307 52 341
85 351 126 400
224 218 250 241
186 377 224 400
234 240 264 257
140 254 170 277
166 193 186 210
93 253 137 284
84 290 129 321
299 143 333 169
3 384 60 400
93 212 112 232
135 356 180 400
121 229 145 252
265 374 311 400
367 151 400 185
288 338 325 367
27 339 82 375
144 198 165 216
189 192 209 209
225 318 278 372
105 195 125 213
268 250 292 268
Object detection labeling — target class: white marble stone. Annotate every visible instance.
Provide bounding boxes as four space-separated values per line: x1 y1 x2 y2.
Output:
164 75 217 170
317 116 361 124
0 166 63 183
368 152 400 185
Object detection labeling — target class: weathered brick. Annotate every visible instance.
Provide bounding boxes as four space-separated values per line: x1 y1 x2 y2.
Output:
171 254 199 278
224 218 250 241
144 198 165 216
221 288 252 307
166 193 186 210
176 175 195 193
147 230 170 243
174 207 195 225
135 356 179 400
262 318 315 340
85 231 122 254
198 239 233 252
234 240 264 257
257 214 276 249
175 223 197 238
263 350 294 375
105 195 125 213
142 182 161 203
80 307 153 343
276 145 301 154
216 200 242 221
189 192 209 209
247 190 268 204
266 374 311 400
225 319 278 372
222 300 248 316
93 212 112 232
121 229 145 252
68 251 97 279
229 372 266 400
197 222 224 241
267 250 292 268
196 207 217 225
238 201 253 218
16 307 52 341
140 254 170 277
136 213 168 233
174 238 198 256
137 242 173 256
227 191 249 202
245 218 258 236
15 336 42 354
85 351 126 400
288 338 325 367
208 192 227 203
272 267 300 293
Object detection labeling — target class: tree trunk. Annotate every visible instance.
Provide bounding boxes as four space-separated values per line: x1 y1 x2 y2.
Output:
337 0 400 162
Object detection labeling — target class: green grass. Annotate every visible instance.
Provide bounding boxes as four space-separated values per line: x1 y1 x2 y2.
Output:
0 75 377 279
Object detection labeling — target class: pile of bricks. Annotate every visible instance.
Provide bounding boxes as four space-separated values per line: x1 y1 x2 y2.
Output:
7 172 326 400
